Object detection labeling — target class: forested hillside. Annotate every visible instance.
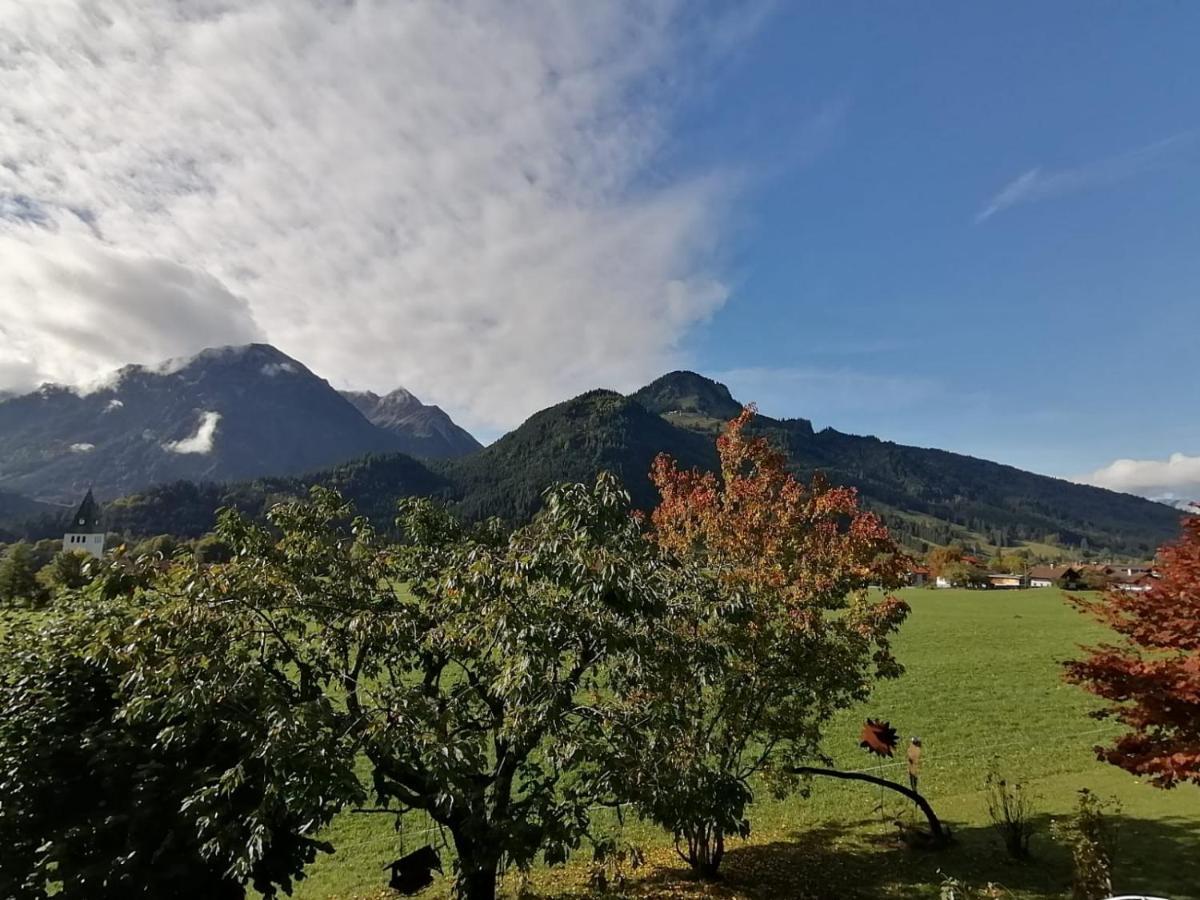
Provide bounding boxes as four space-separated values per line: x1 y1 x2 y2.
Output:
634 372 1180 556
95 455 453 540
435 390 717 522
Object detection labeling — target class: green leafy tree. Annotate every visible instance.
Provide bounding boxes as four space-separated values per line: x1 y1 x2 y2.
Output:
33 539 61 566
0 557 361 900
1 478 739 900
0 542 44 605
942 559 990 588
193 533 234 564
172 479 682 899
132 533 181 560
991 551 1029 574
36 550 92 593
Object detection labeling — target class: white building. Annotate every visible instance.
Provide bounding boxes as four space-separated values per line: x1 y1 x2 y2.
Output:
1027 565 1084 589
1111 573 1156 593
63 488 105 558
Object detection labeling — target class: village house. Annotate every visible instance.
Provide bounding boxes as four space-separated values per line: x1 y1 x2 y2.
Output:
1109 572 1157 593
986 573 1026 589
1092 562 1155 578
907 565 929 587
1026 562 1158 592
1027 564 1084 589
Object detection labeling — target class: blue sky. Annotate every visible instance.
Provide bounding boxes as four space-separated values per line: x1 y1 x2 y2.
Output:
671 3 1199 487
1 2 1196 501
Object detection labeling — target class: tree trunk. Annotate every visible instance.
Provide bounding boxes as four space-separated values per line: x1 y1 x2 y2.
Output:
452 831 500 900
677 822 725 880
709 828 725 877
789 766 950 844
458 866 497 900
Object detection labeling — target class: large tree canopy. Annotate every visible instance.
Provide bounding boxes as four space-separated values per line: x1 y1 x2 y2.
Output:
0 477 697 900
1065 511 1200 788
346 476 683 898
610 408 910 877
0 556 360 900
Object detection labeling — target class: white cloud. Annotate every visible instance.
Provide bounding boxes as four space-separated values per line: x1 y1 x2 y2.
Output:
1078 453 1200 507
164 411 221 455
975 131 1199 223
0 1 759 430
0 229 263 392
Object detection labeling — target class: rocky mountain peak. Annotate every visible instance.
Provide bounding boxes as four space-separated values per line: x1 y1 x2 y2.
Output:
340 387 481 459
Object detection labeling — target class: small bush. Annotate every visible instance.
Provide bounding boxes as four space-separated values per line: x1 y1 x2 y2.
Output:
939 870 1008 899
587 839 645 894
1051 788 1120 900
984 768 1038 860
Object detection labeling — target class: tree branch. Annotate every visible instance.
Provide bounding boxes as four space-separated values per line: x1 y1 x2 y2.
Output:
788 766 949 842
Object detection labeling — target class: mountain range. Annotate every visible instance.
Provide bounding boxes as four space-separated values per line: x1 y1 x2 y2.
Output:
0 344 479 504
0 345 1183 558
435 374 1181 556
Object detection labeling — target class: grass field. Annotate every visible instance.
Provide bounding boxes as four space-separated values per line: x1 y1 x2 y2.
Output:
290 588 1200 900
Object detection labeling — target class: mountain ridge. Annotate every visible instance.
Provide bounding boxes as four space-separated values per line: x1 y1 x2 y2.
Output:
0 344 479 503
630 372 1177 555
69 370 1183 559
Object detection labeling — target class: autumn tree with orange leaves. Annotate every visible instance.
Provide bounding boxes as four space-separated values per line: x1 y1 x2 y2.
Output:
1065 510 1200 788
607 408 910 878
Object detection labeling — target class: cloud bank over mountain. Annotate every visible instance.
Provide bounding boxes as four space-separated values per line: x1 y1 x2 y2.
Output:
1080 453 1200 509
0 1 754 430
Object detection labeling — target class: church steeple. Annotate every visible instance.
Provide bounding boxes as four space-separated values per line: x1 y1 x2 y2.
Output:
72 488 100 531
64 489 105 558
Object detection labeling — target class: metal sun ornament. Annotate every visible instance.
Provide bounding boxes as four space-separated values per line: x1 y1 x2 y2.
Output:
859 718 899 757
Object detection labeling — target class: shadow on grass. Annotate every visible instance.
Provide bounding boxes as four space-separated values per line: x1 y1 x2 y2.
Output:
517 812 1199 900
724 813 1199 900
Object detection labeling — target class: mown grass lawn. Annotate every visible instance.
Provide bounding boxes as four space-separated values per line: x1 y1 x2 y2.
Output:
294 588 1200 900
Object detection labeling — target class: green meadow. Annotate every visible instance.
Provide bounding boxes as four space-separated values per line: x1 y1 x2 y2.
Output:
292 588 1200 900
